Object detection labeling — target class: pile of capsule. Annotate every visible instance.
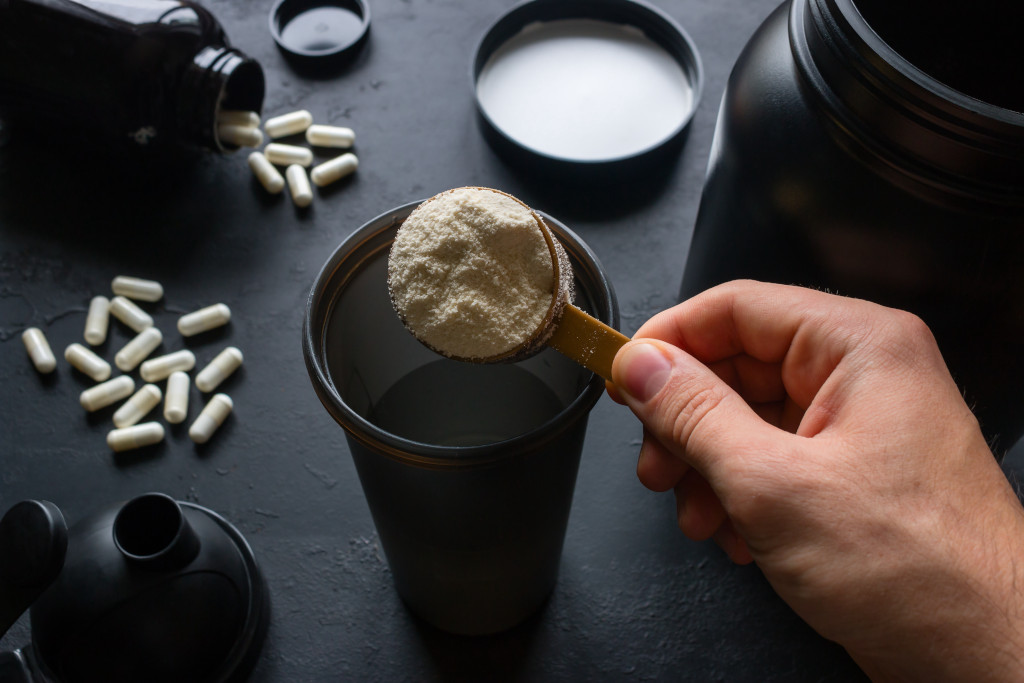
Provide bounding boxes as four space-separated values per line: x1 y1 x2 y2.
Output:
216 108 358 208
21 276 243 453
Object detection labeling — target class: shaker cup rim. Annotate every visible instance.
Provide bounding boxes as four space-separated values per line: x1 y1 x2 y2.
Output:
303 200 618 469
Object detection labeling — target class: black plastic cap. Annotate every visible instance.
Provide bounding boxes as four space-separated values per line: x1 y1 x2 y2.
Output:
269 0 370 74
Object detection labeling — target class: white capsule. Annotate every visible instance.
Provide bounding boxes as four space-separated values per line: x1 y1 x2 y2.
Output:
80 375 135 412
217 109 260 128
218 123 263 148
285 165 313 208
84 296 110 345
305 124 355 148
247 152 285 194
164 371 190 424
140 349 196 382
22 327 56 374
111 276 164 302
114 326 163 372
310 153 358 188
177 303 231 337
65 343 111 382
112 384 163 428
109 296 153 333
195 346 243 392
264 109 313 139
107 421 165 452
264 142 313 167
189 393 233 444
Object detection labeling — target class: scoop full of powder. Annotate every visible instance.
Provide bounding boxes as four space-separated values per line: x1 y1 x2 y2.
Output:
388 187 567 360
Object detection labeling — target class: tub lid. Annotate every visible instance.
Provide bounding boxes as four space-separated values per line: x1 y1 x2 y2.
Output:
472 0 704 171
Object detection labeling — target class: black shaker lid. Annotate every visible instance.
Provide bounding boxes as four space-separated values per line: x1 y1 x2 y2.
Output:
27 494 269 683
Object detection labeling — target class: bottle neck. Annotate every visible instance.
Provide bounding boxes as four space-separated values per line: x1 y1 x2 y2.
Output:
179 46 266 152
790 0 1024 208
0 1 265 153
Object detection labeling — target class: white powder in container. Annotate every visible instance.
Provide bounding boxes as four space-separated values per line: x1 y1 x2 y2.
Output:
388 187 567 360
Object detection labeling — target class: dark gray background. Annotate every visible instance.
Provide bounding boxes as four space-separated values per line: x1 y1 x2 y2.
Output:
2 0 1020 680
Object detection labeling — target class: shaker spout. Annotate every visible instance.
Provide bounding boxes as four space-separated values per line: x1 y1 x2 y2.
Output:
112 493 200 571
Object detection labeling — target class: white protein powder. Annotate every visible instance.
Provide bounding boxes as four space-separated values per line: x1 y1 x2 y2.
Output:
388 187 556 360
476 18 694 161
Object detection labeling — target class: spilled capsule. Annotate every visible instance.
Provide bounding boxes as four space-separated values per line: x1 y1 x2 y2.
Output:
196 346 243 392
112 384 162 428
114 326 163 372
140 349 195 382
107 422 165 452
264 109 312 138
189 394 233 444
84 296 110 345
178 303 231 337
305 124 354 148
22 327 56 374
164 371 190 424
80 375 135 412
109 296 153 333
65 343 111 382
311 153 358 188
247 152 285 194
264 143 313 167
286 165 313 208
218 124 263 148
111 276 163 302
217 109 260 128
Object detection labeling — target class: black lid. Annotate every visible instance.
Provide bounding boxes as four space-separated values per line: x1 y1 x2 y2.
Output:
25 493 269 683
472 0 704 180
269 0 370 73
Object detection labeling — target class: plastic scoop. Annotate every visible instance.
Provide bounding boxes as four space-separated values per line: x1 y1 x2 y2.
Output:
387 187 629 381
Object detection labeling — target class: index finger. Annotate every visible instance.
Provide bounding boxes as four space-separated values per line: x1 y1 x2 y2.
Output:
634 280 877 410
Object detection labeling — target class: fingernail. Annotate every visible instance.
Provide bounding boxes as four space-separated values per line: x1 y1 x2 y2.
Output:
618 342 672 402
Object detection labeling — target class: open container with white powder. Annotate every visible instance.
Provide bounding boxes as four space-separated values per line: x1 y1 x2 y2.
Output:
303 201 618 635
472 0 703 177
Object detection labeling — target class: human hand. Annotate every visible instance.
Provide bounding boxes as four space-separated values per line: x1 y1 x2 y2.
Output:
610 280 1024 681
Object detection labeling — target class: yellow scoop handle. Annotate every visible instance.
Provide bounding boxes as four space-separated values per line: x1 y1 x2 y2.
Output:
546 304 630 382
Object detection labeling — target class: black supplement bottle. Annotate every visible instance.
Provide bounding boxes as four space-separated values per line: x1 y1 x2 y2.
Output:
0 0 265 152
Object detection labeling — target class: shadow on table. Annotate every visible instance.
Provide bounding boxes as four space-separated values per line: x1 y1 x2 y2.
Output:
401 564 868 682
477 111 694 223
0 119 247 258
406 597 548 681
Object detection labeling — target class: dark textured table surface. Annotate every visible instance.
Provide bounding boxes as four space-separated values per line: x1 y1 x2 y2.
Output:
2 0 1022 680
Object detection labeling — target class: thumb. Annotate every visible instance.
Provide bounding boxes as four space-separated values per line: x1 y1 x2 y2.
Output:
611 339 786 484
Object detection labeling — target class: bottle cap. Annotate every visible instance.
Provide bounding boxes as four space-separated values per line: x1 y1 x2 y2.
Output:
269 0 370 72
